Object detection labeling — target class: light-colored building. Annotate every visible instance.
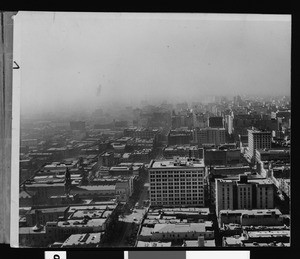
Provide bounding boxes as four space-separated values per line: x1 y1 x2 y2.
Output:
215 175 275 215
248 129 272 160
148 158 206 207
219 209 283 227
61 233 102 248
136 241 172 247
45 218 108 242
138 222 214 242
215 179 235 214
236 181 253 210
225 115 234 134
253 179 274 209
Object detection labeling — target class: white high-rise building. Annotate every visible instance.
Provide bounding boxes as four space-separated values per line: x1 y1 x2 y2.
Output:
225 115 234 134
148 158 206 207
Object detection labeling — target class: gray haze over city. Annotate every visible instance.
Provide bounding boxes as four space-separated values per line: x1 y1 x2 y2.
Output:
15 12 291 117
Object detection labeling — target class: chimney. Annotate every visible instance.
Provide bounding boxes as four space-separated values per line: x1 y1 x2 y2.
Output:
198 235 205 247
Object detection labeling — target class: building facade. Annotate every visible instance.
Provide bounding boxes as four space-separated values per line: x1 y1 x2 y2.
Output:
194 128 226 147
215 175 275 215
248 129 272 160
149 158 206 207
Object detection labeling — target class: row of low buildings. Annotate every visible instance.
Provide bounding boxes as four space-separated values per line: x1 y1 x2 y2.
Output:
20 155 147 207
219 209 290 247
20 171 138 206
19 202 119 247
100 149 153 166
137 207 215 247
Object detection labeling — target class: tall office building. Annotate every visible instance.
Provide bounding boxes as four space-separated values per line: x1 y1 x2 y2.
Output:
248 129 272 160
148 158 206 207
236 175 253 210
255 180 274 209
215 179 235 213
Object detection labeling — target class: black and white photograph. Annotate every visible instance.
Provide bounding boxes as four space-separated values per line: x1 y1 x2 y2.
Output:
11 12 291 248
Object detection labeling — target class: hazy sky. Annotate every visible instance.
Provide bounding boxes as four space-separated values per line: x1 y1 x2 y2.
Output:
14 12 291 114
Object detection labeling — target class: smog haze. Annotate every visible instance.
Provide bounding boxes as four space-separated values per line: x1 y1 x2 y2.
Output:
14 12 291 117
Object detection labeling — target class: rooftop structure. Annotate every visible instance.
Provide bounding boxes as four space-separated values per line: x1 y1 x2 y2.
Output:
149 158 204 169
219 209 281 216
61 233 102 248
136 241 172 247
153 223 205 233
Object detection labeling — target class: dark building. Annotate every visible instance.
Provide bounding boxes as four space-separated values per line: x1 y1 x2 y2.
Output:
209 117 224 128
167 129 193 145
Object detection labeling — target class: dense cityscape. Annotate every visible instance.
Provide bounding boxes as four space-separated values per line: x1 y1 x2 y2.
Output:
18 94 291 248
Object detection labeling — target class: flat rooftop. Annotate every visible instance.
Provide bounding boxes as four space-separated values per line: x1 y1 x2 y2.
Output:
247 230 290 238
137 241 171 247
257 149 290 154
69 210 105 219
110 167 131 171
150 207 210 215
68 204 116 213
28 206 69 214
153 223 206 233
185 239 216 247
220 209 282 216
139 227 154 237
223 236 244 245
248 178 274 185
56 218 107 228
76 185 116 191
150 159 204 169
61 233 102 247
164 145 198 151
